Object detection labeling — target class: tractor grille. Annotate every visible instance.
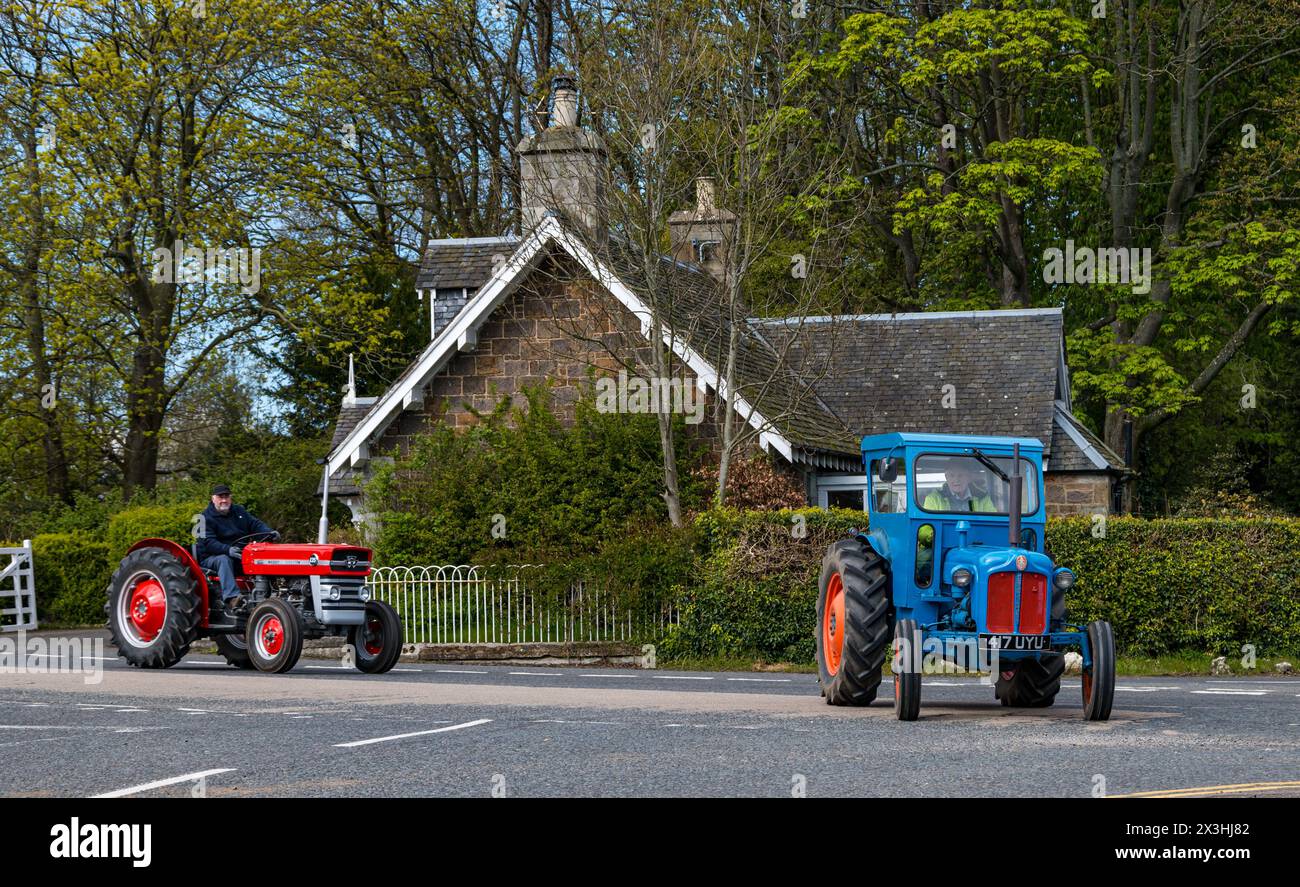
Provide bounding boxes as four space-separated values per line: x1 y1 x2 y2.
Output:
986 571 1048 634
319 576 367 614
1018 574 1047 634
987 572 1015 633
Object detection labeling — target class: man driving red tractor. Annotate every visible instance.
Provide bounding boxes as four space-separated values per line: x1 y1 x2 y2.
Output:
196 483 279 611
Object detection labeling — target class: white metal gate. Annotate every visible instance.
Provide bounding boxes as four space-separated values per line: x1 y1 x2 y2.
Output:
0 540 37 631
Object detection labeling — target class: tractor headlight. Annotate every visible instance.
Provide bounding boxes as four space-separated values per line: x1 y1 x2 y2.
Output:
1054 569 1075 590
952 568 973 588
329 587 341 601
359 587 370 602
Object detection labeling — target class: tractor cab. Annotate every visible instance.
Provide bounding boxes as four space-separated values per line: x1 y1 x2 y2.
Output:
861 432 1059 636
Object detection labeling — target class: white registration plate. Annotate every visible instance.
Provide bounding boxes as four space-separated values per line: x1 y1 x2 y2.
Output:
980 633 1049 651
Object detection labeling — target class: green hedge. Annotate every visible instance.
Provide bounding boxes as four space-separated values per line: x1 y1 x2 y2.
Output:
659 509 861 662
661 511 1300 662
29 534 112 626
104 501 205 564
1047 517 1300 656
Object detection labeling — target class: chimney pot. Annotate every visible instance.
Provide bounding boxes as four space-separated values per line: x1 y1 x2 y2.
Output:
551 75 578 128
695 177 716 212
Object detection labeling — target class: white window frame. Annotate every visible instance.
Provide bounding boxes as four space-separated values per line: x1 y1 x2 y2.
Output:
816 474 869 511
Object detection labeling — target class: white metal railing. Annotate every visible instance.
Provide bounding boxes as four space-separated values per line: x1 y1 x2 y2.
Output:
0 540 37 631
367 564 676 645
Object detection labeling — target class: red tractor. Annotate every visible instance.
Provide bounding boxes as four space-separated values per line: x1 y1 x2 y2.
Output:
105 534 403 674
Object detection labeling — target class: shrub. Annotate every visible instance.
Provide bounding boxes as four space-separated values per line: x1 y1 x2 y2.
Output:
661 512 1300 663
105 501 205 564
368 384 703 565
660 508 861 662
1047 517 1300 656
28 534 112 626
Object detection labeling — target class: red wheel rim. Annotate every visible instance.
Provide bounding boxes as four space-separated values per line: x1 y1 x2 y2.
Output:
363 617 383 656
257 615 284 657
120 573 167 646
822 574 845 676
1082 670 1093 706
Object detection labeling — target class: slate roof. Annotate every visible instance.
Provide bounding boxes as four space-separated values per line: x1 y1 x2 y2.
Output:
1050 405 1126 472
754 309 1064 450
578 228 861 461
326 221 1125 485
415 236 519 291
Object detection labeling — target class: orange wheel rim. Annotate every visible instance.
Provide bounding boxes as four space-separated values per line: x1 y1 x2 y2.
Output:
1082 671 1093 704
823 573 845 676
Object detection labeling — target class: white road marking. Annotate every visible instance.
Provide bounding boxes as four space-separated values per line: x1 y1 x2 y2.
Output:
1207 680 1298 685
334 718 492 748
435 669 488 674
92 768 235 799
1192 689 1267 696
1115 687 1177 693
727 677 792 683
508 671 565 676
655 675 713 681
580 674 637 678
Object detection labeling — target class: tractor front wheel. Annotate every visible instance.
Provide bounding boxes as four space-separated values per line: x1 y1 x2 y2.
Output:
996 654 1065 707
349 600 403 674
106 547 202 668
892 618 921 721
1082 620 1115 721
816 538 891 706
214 633 255 669
246 598 304 674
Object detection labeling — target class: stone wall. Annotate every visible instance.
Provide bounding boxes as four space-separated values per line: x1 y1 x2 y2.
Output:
1045 472 1112 517
369 253 753 465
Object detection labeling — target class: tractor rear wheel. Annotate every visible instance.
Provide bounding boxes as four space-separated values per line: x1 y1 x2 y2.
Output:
996 654 1065 707
350 600 403 674
246 598 304 674
1082 620 1115 721
214 633 255 669
106 546 202 668
816 538 891 706
892 618 922 721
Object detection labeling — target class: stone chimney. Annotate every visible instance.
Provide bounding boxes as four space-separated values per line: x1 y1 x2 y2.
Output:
669 177 738 284
517 76 608 241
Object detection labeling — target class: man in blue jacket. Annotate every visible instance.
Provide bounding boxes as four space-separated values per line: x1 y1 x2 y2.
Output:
196 484 279 609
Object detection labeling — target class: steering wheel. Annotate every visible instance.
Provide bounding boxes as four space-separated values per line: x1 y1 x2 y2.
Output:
228 531 280 555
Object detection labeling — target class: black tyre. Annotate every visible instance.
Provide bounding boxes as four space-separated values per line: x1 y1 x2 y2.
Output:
214 633 255 669
349 600 403 674
816 538 891 706
106 546 202 668
1083 620 1116 721
245 598 304 674
995 653 1065 707
892 618 921 721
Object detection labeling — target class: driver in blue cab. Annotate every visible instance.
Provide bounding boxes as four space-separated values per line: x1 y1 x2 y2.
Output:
197 483 279 610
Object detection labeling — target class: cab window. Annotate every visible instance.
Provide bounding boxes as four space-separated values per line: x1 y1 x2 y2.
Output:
869 457 907 514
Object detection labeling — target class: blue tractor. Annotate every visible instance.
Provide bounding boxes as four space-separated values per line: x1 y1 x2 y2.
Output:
815 432 1115 721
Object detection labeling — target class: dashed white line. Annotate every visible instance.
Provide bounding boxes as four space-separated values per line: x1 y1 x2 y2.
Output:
435 669 488 675
579 674 638 678
92 768 235 799
334 718 492 748
654 676 713 681
508 671 566 676
727 677 792 683
1192 690 1267 696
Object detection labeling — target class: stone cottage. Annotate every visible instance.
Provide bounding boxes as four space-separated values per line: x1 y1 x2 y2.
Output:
323 79 1125 530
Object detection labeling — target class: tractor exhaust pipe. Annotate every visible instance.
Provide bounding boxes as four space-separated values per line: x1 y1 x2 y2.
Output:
1008 443 1022 547
317 460 330 544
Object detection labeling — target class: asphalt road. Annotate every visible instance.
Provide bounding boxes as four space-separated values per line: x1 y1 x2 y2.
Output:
2 632 1298 797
